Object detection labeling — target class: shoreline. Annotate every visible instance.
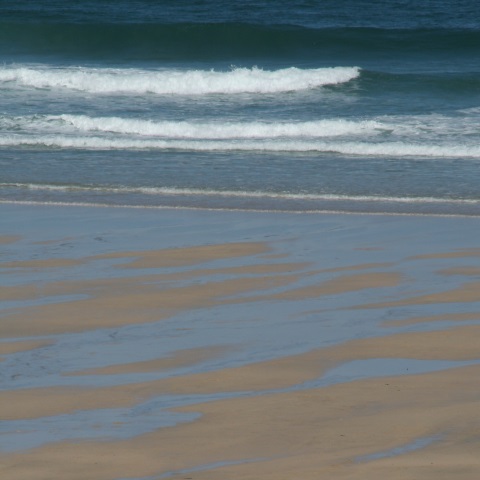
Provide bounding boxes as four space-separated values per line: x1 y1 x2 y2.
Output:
2 203 480 479
2 198 480 218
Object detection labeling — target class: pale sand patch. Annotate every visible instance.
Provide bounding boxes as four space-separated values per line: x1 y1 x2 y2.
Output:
209 261 311 276
0 340 53 357
262 252 289 259
0 235 21 245
1 258 84 269
357 280 480 309
384 311 480 327
65 345 230 376
320 262 395 273
92 242 269 269
245 271 401 302
0 276 133 302
1 364 480 480
0 339 53 363
0 241 267 270
211 261 310 275
2 324 480 421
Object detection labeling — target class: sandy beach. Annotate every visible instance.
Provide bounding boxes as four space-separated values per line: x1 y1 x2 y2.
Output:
1 203 480 479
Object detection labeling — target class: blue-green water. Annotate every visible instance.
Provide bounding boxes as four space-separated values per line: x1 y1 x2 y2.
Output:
1 1 480 214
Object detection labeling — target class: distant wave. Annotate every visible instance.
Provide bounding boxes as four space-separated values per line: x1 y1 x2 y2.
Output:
2 65 479 99
2 22 480 61
0 65 360 95
2 135 480 158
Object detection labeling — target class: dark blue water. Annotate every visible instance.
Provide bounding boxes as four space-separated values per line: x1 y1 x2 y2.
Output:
1 1 480 214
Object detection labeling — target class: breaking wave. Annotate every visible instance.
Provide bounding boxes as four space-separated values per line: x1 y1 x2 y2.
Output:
0 65 360 95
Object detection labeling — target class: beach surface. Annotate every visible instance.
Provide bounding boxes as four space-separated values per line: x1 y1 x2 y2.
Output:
1 204 480 479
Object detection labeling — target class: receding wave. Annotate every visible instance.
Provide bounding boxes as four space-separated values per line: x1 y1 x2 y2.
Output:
2 135 480 158
3 183 478 205
2 22 480 61
0 65 360 95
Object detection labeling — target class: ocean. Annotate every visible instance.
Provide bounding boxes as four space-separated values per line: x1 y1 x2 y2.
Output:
1 0 480 215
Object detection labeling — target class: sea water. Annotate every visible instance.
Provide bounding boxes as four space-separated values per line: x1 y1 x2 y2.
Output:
1 0 480 215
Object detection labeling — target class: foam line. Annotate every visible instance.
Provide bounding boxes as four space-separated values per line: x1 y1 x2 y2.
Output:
55 115 382 138
1 135 480 158
2 183 478 204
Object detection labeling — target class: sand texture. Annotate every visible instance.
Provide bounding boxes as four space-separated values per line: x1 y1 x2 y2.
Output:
1 204 480 479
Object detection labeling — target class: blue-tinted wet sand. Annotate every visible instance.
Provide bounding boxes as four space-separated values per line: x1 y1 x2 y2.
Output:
2 203 480 459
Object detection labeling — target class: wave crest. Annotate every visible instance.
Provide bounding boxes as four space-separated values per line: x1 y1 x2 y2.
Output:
0 65 360 95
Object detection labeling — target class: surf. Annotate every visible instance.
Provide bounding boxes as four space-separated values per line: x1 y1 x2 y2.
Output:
53 115 381 138
2 135 480 158
0 65 360 95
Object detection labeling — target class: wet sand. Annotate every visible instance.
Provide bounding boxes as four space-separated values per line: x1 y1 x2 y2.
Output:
1 204 480 479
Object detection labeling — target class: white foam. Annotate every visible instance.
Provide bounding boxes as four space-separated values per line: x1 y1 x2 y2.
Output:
2 135 480 158
55 115 381 138
378 113 480 137
5 111 480 143
0 65 360 95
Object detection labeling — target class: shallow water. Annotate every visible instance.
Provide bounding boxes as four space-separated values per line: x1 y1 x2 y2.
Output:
2 205 480 453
